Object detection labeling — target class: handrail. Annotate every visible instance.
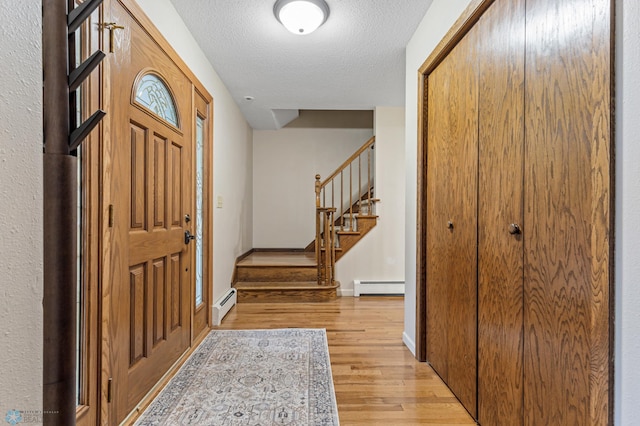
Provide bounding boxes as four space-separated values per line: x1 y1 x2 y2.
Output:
315 176 322 270
314 136 376 285
319 136 375 188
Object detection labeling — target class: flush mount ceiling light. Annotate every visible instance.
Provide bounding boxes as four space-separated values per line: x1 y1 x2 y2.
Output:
274 0 329 35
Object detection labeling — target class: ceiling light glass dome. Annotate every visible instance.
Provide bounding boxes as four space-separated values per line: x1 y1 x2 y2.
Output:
274 0 330 35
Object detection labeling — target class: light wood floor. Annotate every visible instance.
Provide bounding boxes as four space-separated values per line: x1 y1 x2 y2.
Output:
237 251 317 266
216 296 475 425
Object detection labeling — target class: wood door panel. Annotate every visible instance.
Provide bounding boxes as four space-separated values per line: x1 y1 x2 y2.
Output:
129 263 147 366
153 136 167 228
130 124 147 230
444 24 478 419
169 141 183 228
128 229 183 264
418 0 612 425
477 0 525 424
425 57 450 382
152 257 166 346
170 253 182 331
425 23 479 419
523 0 612 424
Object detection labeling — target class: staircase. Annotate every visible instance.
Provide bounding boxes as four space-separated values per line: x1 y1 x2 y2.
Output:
305 185 379 261
234 136 378 302
233 251 339 302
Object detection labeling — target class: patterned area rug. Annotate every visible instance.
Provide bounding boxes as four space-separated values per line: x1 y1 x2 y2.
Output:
135 329 339 425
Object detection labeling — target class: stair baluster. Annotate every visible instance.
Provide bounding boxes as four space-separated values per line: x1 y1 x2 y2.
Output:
314 136 377 284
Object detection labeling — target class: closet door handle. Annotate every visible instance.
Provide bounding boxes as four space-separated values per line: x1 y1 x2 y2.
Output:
508 223 521 235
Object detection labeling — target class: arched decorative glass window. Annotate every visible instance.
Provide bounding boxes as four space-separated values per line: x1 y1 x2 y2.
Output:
133 73 179 127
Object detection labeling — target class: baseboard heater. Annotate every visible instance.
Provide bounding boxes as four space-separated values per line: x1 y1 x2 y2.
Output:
212 288 237 326
353 280 405 296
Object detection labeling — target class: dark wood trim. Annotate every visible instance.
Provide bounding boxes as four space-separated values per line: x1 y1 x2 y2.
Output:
43 156 77 426
608 2 616 422
43 0 77 424
237 248 256 259
418 0 494 76
414 73 427 362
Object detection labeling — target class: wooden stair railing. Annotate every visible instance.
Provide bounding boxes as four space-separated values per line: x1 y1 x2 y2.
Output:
317 207 337 285
314 136 376 284
307 185 375 250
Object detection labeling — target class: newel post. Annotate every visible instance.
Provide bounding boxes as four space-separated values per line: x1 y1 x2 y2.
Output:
315 174 322 280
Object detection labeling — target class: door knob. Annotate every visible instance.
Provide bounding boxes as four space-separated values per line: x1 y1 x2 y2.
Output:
184 230 196 244
508 223 521 235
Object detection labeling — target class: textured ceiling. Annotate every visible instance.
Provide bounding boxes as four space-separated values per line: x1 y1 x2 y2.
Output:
169 0 434 129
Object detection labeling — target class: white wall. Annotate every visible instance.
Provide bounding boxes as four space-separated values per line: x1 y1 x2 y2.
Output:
336 106 405 296
615 1 640 423
252 128 372 248
0 0 43 415
403 0 474 357
137 0 254 303
404 0 640 422
2 0 635 420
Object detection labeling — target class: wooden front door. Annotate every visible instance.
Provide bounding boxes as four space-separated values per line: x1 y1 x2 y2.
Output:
106 1 193 422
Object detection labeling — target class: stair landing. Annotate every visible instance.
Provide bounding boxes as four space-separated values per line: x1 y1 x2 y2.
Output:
238 251 316 267
234 251 338 303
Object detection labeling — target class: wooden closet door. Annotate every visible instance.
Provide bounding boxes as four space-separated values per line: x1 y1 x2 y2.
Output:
523 0 612 423
426 23 479 418
477 0 525 424
425 65 451 383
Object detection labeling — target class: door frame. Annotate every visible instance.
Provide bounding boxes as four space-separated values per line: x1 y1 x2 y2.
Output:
75 2 103 425
191 87 214 342
74 0 214 424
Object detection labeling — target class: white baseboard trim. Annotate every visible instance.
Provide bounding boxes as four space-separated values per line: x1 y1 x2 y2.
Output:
353 280 405 296
337 288 354 297
402 331 416 356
